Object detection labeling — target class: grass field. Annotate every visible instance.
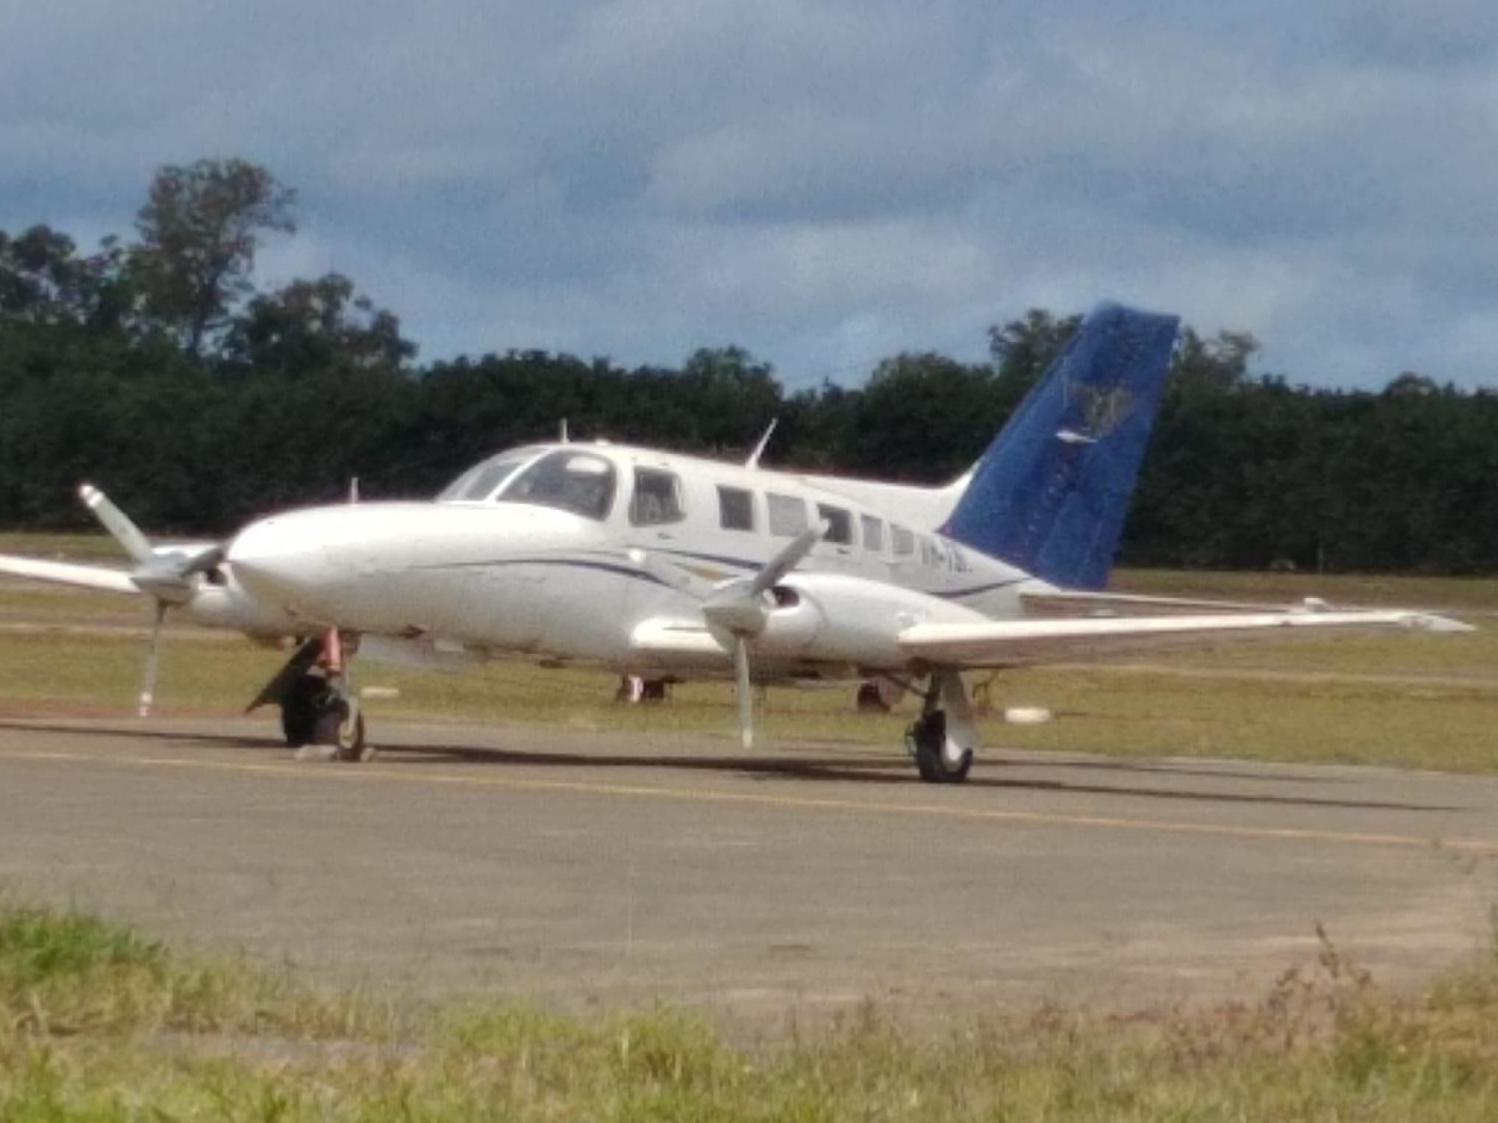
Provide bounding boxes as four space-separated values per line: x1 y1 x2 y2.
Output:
2 531 1496 773
2 901 1497 1121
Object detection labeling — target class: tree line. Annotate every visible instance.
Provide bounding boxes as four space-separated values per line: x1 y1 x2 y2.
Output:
2 158 1495 574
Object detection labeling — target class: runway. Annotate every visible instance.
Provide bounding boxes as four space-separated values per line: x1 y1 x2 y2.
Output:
2 714 1496 1020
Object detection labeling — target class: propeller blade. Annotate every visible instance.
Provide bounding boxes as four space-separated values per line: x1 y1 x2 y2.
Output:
176 543 226 577
750 521 826 597
128 543 227 603
138 600 167 717
733 634 754 750
703 520 828 639
79 484 153 564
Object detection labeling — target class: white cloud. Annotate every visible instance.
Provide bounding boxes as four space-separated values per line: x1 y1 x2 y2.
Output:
4 1 1498 387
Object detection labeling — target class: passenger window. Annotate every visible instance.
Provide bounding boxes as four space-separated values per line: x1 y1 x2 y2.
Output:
818 504 853 545
860 515 884 552
630 467 685 525
501 451 616 520
892 525 915 556
767 492 808 536
717 485 755 531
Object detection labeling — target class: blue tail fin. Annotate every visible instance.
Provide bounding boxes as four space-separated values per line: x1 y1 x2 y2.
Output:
943 302 1179 590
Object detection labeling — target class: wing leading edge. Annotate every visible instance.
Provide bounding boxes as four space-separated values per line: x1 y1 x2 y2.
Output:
0 555 138 595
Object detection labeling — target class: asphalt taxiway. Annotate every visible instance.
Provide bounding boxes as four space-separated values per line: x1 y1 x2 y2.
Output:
1 715 1495 1020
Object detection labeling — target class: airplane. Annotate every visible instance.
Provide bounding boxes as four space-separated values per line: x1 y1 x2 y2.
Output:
0 303 1470 782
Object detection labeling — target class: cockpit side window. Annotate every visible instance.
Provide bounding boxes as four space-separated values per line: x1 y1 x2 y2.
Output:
499 450 616 520
461 458 526 501
437 446 544 502
630 467 686 525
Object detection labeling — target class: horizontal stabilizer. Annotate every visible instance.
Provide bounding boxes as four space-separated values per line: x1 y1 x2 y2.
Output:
899 609 1471 668
0 554 138 595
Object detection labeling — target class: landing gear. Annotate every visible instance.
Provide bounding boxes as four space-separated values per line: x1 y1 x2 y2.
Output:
905 669 978 784
280 672 320 747
249 629 373 761
615 675 673 704
856 681 890 713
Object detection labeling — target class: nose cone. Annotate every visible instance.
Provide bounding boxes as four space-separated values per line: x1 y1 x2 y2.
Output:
226 502 430 624
227 513 332 609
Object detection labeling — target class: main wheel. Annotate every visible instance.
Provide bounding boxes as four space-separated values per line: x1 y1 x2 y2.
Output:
907 711 973 784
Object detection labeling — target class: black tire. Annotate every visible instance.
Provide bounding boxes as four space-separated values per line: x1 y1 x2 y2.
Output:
908 712 973 784
313 703 369 762
856 682 890 713
280 674 323 747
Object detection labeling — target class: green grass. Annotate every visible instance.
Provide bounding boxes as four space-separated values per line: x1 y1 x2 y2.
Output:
1115 567 1498 613
2 901 1498 1120
0 530 131 562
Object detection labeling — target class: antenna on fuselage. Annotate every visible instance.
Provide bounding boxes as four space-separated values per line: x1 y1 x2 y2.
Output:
744 418 778 469
559 418 570 444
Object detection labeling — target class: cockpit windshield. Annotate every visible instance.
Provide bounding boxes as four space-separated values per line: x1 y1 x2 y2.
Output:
497 450 616 520
437 447 544 502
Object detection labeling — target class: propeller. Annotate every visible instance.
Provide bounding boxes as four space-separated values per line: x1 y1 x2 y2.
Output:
696 522 826 749
78 483 225 717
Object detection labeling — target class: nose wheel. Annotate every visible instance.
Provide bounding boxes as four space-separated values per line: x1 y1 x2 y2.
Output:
313 699 370 761
253 629 374 762
280 673 372 761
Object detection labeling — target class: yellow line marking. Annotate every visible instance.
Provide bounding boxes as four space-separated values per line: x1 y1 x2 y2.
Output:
1 745 1495 854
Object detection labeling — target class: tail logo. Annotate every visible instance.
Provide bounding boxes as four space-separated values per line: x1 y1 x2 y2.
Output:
1063 380 1134 442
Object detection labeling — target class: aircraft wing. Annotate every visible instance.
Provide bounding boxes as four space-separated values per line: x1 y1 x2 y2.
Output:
0 554 138 595
898 609 1472 668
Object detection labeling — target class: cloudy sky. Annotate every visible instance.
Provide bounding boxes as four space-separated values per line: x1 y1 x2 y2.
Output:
4 1 1496 388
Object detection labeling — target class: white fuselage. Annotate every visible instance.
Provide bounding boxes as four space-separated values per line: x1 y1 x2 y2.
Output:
226 442 1054 676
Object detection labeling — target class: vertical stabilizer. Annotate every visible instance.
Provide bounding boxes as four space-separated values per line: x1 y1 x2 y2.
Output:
943 302 1179 590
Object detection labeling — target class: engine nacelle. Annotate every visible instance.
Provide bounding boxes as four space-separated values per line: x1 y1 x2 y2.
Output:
750 572 990 669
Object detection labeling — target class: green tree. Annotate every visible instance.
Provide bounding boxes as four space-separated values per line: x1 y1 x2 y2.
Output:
987 308 1082 411
131 158 296 356
840 353 999 483
222 273 416 374
0 226 134 333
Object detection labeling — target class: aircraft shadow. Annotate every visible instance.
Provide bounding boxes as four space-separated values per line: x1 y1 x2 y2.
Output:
384 742 1460 812
0 719 1460 815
